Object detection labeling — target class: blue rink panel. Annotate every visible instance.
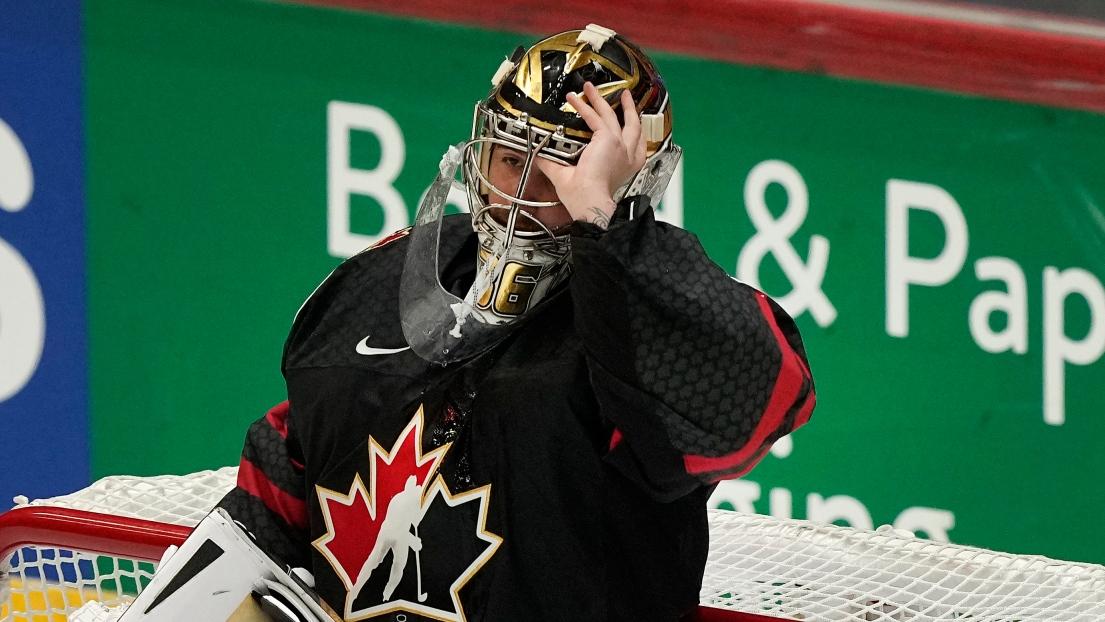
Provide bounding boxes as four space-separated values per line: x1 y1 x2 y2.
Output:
0 2 89 505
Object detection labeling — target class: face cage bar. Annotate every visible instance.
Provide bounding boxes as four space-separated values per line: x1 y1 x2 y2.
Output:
472 102 589 166
462 132 573 249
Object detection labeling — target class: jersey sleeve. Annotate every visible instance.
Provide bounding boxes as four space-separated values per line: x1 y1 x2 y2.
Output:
568 198 816 501
217 401 311 568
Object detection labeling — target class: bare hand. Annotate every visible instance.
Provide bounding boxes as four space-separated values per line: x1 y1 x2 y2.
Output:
536 82 646 229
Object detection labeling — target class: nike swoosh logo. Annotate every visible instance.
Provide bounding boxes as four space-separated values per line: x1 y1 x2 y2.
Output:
355 336 410 356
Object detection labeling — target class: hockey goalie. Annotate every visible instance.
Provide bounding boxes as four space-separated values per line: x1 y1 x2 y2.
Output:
79 22 814 622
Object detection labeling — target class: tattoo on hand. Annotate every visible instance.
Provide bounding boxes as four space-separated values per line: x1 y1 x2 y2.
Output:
587 206 611 229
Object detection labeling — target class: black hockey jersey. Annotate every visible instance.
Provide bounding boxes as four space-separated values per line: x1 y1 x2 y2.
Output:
219 204 815 621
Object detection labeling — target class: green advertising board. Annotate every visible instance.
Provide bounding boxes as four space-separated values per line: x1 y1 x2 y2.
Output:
85 0 1105 564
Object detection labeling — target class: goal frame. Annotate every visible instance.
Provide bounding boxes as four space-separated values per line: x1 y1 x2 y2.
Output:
5 469 1105 622
0 503 773 621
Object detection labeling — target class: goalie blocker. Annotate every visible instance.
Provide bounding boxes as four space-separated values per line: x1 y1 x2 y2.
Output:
101 508 337 622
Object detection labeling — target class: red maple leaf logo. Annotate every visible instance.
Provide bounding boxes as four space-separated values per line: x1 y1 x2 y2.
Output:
312 406 448 588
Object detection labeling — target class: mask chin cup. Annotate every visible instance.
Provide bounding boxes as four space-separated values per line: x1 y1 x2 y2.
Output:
400 143 566 365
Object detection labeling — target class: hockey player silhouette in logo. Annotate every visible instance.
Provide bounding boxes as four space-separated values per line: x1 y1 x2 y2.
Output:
351 475 425 602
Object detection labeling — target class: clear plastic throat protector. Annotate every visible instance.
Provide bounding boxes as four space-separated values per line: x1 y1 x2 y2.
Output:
399 144 565 365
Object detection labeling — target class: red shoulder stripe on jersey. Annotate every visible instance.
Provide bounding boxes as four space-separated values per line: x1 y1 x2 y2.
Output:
366 226 412 252
265 401 291 440
608 427 624 451
238 457 308 530
682 292 811 476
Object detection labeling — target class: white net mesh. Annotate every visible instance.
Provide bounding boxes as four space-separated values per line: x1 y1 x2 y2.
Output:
4 469 1105 621
702 510 1105 621
1 468 236 622
20 468 238 526
2 548 154 622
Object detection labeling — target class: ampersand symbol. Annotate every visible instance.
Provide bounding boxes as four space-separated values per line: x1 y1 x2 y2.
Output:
737 160 836 327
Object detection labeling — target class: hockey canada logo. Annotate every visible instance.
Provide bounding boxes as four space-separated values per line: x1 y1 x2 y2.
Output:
313 406 501 621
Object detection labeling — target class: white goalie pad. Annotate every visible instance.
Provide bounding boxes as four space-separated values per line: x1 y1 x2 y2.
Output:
109 508 334 622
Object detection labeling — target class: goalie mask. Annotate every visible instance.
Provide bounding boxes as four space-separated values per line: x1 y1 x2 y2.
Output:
400 24 682 364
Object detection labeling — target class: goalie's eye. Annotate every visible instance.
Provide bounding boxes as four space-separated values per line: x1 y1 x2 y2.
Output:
500 153 523 169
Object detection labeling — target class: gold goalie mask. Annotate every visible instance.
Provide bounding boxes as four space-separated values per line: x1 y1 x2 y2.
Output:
400 24 682 364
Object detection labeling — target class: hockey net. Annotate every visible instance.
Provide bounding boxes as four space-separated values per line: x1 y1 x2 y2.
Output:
2 469 1104 622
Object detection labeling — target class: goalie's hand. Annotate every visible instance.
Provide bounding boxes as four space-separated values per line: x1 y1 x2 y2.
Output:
536 82 646 230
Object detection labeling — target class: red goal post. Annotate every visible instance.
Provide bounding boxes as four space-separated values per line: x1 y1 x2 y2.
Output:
3 469 1105 621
